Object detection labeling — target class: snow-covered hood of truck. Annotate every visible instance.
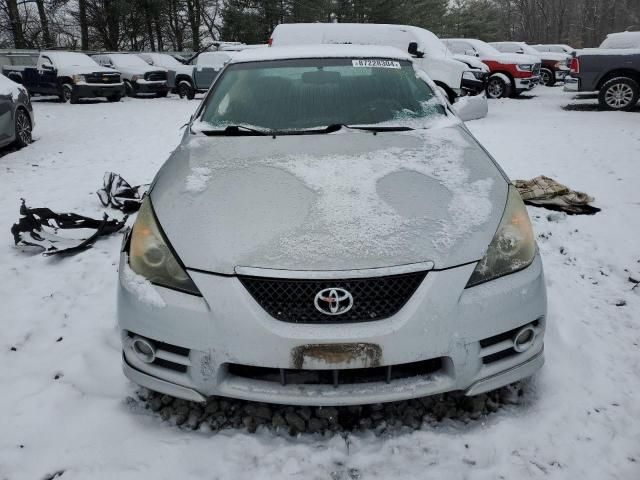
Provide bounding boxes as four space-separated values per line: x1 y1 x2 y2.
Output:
150 123 508 275
115 65 167 78
57 65 119 77
491 53 540 65
452 54 489 71
537 51 569 62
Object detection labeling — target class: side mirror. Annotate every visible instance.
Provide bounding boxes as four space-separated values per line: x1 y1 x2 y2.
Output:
408 42 424 58
464 49 479 57
42 63 54 71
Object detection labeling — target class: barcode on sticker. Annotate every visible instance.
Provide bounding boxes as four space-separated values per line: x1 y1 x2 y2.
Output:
352 59 401 69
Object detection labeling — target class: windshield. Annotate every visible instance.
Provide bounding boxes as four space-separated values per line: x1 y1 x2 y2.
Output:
110 54 149 67
520 44 541 55
198 53 233 68
154 54 182 67
199 58 443 132
469 40 502 56
49 52 98 67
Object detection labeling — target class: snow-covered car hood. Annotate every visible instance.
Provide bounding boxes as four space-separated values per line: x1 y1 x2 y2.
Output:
57 65 119 77
453 54 489 72
491 53 541 65
149 124 508 274
537 52 570 62
114 65 166 77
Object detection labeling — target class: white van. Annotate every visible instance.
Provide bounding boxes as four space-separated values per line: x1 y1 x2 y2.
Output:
269 23 483 103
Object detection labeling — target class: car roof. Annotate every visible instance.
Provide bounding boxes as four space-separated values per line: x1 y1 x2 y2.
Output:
230 45 412 64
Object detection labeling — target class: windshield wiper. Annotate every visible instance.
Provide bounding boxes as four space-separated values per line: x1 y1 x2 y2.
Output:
322 124 415 133
198 125 270 136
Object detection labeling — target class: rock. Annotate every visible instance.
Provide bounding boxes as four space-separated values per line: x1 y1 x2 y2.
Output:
205 399 219 414
149 396 163 412
285 411 306 433
176 403 190 416
486 398 499 413
174 413 188 426
272 413 287 429
307 417 325 433
243 416 257 433
160 407 173 421
316 407 339 421
359 417 373 430
298 406 312 421
245 404 272 421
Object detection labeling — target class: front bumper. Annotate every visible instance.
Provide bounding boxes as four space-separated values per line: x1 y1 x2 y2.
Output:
73 82 125 99
461 74 488 96
134 79 169 94
118 252 547 405
514 75 540 92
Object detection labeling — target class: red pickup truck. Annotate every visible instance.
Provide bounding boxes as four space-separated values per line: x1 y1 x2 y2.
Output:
443 38 541 98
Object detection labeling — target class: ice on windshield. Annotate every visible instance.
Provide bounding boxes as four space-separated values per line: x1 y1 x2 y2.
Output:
199 59 444 131
151 53 182 67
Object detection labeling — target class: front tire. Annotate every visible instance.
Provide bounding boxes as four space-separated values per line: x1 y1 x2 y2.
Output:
540 68 555 87
177 81 195 100
14 108 32 148
124 80 136 97
486 75 512 99
599 77 639 111
60 83 73 103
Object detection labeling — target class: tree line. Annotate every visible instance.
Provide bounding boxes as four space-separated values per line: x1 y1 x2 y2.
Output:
1 0 638 52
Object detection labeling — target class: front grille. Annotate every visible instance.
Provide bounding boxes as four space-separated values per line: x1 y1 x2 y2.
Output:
145 71 167 81
238 271 427 324
226 357 443 387
86 72 120 84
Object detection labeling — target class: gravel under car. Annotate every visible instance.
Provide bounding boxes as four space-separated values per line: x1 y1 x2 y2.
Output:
118 45 547 406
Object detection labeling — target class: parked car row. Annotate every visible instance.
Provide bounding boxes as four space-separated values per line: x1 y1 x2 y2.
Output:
0 49 239 104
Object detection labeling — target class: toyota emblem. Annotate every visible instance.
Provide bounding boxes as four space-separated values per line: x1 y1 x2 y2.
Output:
314 288 354 315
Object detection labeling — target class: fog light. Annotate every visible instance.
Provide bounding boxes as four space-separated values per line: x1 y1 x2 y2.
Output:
132 336 156 363
513 325 536 353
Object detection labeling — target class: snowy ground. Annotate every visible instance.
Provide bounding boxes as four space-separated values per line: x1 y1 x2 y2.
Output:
1 88 639 479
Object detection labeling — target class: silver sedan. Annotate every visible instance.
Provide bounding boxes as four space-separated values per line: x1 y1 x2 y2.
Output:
118 46 547 406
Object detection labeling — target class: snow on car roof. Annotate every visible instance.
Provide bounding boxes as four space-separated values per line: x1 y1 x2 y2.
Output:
230 45 412 64
271 23 448 57
600 31 640 49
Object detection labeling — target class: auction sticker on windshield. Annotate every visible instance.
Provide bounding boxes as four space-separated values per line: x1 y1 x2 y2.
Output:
352 59 401 69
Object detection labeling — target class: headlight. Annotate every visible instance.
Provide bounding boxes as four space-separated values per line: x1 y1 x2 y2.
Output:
463 71 485 80
466 186 536 288
72 74 86 84
516 64 533 72
129 197 201 295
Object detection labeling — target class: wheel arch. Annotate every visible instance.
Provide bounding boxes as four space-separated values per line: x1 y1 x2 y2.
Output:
597 69 640 90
